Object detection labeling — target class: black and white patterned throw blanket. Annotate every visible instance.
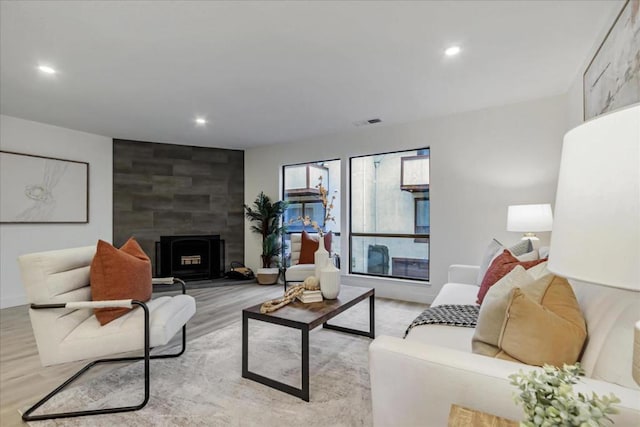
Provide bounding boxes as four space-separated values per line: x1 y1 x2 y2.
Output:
404 304 479 338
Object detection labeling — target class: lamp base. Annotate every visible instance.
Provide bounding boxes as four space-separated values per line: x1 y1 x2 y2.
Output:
521 232 539 241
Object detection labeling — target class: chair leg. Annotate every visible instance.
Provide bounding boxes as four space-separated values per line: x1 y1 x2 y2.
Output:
21 353 151 421
22 304 188 421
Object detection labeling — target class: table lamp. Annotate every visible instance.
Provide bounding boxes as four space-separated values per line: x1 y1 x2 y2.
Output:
548 104 639 290
506 204 553 241
547 104 639 387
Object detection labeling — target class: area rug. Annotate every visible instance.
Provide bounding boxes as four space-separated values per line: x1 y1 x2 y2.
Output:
23 298 424 426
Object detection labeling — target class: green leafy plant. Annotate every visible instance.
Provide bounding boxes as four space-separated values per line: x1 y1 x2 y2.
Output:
244 192 289 268
509 364 620 427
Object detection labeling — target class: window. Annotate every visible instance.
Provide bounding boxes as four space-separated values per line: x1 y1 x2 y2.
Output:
350 148 429 281
414 198 430 243
282 160 341 266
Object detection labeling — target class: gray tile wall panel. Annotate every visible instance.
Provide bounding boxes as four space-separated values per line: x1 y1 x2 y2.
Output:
113 139 245 274
153 211 193 229
152 175 192 193
191 147 229 163
174 194 211 211
153 145 193 160
173 162 216 177
132 194 174 211
131 160 174 176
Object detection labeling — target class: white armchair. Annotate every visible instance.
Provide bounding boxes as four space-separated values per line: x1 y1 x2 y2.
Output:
283 233 339 289
283 233 316 288
17 245 196 421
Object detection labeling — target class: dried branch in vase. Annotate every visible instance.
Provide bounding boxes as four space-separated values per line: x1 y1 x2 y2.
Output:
289 175 337 237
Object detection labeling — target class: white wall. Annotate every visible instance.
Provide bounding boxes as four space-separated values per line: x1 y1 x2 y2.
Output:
0 115 112 308
245 94 566 303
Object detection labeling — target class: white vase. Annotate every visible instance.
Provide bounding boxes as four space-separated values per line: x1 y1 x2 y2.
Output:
314 234 329 284
320 257 340 299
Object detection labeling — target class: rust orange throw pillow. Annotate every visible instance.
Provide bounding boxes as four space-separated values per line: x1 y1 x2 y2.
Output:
476 250 546 305
298 230 332 264
90 238 152 325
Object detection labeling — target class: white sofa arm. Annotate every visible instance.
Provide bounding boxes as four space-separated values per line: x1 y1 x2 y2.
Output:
369 336 640 427
448 264 480 285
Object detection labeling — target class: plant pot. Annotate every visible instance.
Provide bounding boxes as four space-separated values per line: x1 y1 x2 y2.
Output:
256 268 280 285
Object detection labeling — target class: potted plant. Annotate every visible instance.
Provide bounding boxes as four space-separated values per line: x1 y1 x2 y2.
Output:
244 192 289 285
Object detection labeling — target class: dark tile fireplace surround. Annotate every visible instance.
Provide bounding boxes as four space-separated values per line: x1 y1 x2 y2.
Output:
113 139 244 278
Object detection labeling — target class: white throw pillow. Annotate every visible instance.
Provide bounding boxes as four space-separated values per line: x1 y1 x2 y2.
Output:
516 250 539 262
539 246 550 259
476 239 534 286
527 261 549 280
508 239 533 256
476 239 503 286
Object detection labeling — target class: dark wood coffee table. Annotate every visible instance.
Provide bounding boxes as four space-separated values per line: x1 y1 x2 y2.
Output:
242 285 375 401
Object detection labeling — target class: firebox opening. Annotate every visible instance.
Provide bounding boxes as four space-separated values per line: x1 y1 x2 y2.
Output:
156 235 224 281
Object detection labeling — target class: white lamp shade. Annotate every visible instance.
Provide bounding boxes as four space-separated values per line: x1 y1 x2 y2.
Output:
507 204 553 232
548 104 640 290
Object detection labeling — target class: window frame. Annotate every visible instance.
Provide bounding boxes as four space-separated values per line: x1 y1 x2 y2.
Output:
281 158 342 266
349 148 430 281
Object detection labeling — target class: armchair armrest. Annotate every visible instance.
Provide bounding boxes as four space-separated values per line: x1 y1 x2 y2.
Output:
66 300 133 309
152 277 175 285
448 264 480 285
369 335 640 427
152 277 186 294
31 299 143 310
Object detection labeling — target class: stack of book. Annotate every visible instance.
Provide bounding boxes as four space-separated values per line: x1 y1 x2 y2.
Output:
297 290 323 303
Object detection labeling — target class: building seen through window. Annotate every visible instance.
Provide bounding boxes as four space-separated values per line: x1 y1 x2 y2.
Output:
350 148 429 281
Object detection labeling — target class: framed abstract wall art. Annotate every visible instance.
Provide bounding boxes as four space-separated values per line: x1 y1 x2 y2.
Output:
584 0 640 120
0 151 89 223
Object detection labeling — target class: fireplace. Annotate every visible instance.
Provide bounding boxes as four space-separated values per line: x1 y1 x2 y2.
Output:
156 235 224 281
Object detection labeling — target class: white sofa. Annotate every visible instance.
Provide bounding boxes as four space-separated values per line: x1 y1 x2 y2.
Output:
369 263 640 426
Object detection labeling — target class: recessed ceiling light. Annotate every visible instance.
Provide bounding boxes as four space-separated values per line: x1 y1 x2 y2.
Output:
195 117 207 125
38 65 57 74
444 46 461 57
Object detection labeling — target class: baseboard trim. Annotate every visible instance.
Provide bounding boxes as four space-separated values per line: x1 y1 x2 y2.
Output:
341 274 437 304
0 295 27 309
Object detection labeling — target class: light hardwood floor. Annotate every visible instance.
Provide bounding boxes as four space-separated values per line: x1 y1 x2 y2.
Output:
0 284 425 426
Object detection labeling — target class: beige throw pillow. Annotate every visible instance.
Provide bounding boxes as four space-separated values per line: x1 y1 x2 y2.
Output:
472 261 584 367
472 267 544 356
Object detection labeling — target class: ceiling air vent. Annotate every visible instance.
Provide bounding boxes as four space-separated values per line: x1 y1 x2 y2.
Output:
353 118 382 127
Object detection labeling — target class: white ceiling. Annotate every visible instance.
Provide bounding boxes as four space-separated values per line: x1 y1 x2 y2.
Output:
0 1 619 149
